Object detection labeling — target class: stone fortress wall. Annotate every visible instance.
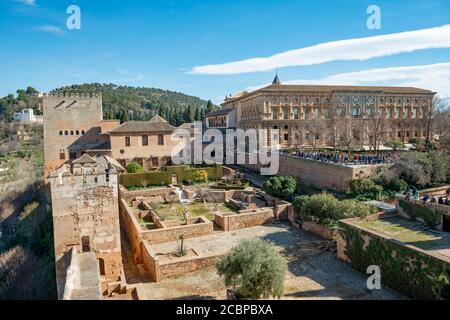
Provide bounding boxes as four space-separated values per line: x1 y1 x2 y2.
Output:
49 157 123 299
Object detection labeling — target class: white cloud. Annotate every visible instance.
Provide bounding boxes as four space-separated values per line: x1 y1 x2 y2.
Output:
37 25 64 35
247 62 450 98
189 25 450 75
15 0 36 5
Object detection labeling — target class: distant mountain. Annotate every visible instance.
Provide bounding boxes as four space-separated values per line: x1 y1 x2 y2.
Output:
0 84 218 127
51 83 218 126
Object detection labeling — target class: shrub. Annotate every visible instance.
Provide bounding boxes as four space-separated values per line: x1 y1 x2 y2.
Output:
384 140 406 151
216 239 287 299
126 161 145 173
348 179 384 200
294 193 374 227
262 176 297 199
385 178 408 192
191 170 208 184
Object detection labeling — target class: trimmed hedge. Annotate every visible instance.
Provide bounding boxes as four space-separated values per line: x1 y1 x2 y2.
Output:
339 222 450 299
120 164 223 188
398 199 442 228
120 171 172 188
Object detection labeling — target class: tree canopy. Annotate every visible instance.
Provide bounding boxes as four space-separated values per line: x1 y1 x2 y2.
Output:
216 239 287 299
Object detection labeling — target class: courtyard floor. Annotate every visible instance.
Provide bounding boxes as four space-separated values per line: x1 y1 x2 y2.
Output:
126 223 405 300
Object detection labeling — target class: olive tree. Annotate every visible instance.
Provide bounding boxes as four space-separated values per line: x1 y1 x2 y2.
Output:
216 239 287 299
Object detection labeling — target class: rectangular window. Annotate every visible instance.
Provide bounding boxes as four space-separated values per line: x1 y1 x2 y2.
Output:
314 108 320 117
125 136 131 147
81 236 90 253
151 157 159 167
284 133 289 141
352 107 361 118
105 169 110 182
387 108 393 118
158 134 164 145
59 151 65 160
142 135 148 146
272 108 278 120
283 109 289 120
412 108 417 119
293 108 299 120
395 107 401 118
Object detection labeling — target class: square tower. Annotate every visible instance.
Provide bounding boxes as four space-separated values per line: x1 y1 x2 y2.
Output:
43 93 104 179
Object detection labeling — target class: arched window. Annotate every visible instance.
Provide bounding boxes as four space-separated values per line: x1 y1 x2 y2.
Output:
59 131 63 136
81 130 85 135
70 130 74 135
76 130 79 135
64 131 68 135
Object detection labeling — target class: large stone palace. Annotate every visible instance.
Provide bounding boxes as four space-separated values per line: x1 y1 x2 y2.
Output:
218 75 436 149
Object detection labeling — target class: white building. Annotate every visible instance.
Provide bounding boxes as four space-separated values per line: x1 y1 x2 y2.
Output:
13 109 43 124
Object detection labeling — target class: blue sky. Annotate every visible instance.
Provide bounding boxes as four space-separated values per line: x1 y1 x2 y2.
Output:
1 0 450 104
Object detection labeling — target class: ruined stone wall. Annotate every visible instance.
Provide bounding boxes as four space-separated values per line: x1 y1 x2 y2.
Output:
215 208 274 231
158 253 225 281
50 167 122 298
43 93 104 179
141 242 226 282
119 185 176 203
119 198 143 263
141 217 213 245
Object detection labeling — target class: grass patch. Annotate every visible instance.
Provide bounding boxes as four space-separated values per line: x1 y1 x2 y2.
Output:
151 202 216 222
357 217 450 251
138 218 156 230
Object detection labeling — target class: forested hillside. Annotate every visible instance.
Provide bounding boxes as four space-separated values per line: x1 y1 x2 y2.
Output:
0 83 218 126
51 83 217 126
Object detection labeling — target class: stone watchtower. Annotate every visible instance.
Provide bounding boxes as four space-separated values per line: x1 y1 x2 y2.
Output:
49 155 123 299
43 92 104 180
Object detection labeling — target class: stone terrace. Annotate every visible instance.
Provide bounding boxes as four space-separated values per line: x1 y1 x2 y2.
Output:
141 223 404 300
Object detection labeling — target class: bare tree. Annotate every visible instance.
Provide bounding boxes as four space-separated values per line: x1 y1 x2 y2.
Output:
369 111 390 157
336 119 361 155
304 114 328 151
424 96 446 151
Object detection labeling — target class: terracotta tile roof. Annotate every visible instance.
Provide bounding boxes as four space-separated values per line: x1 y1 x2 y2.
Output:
109 121 175 134
224 84 435 103
72 153 97 164
260 84 435 93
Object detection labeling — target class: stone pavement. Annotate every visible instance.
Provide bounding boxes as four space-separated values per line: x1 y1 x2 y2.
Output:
142 223 405 300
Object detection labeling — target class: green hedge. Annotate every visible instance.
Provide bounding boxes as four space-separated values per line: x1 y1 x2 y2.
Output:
398 199 442 228
120 171 172 188
339 222 450 299
120 164 223 188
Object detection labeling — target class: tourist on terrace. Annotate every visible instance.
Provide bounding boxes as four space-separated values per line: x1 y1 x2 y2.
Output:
430 195 438 204
438 197 445 205
422 194 430 205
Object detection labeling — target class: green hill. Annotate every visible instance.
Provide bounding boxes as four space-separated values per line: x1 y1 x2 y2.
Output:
51 83 217 126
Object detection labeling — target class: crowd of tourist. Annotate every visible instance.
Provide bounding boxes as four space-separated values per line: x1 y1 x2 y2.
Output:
283 150 392 165
405 187 450 206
